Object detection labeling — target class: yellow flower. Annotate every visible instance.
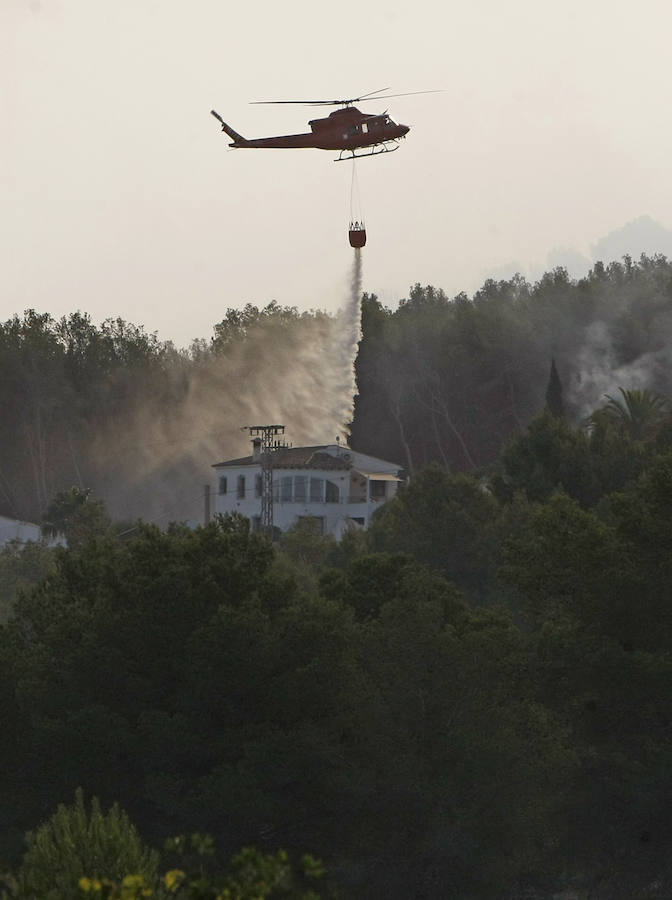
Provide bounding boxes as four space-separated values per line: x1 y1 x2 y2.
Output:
164 869 186 892
79 877 92 892
120 875 148 899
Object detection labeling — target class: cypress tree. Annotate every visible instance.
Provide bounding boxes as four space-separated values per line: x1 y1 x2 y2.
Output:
545 357 564 418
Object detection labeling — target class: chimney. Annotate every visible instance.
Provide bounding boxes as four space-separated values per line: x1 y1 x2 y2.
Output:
252 437 262 462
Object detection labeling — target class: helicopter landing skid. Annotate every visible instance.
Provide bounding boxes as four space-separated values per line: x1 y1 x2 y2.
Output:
335 142 399 162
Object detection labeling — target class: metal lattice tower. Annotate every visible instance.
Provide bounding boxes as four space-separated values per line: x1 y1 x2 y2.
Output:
243 425 287 538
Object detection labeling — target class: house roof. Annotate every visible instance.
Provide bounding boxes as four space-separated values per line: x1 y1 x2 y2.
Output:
354 471 402 481
213 445 351 471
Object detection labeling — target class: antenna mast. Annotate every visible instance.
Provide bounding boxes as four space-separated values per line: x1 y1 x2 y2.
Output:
242 425 287 538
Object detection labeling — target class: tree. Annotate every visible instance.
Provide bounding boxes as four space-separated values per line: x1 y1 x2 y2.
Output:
368 465 500 601
500 486 672 894
545 357 564 418
599 387 667 440
41 487 111 548
498 409 653 508
354 588 571 897
17 789 158 900
0 539 55 624
0 514 277 848
319 551 465 623
277 519 335 570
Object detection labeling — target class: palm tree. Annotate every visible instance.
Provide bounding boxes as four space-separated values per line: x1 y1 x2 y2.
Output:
599 387 667 440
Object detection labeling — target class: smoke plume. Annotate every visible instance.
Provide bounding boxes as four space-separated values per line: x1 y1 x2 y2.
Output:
569 316 672 418
92 254 364 525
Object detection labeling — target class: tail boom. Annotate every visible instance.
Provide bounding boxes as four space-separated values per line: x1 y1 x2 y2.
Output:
210 109 247 145
210 109 316 149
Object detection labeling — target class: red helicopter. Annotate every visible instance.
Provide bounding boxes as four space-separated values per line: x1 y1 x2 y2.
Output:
210 89 431 161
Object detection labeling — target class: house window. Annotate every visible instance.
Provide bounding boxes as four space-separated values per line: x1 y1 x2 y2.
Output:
218 476 227 495
310 477 323 503
255 474 263 498
280 476 292 502
370 480 386 500
251 516 261 532
294 475 307 502
325 480 339 503
237 475 246 499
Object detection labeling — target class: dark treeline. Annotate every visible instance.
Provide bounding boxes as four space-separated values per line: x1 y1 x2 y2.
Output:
3 254 672 524
0 310 179 524
353 254 672 472
0 301 345 526
2 403 672 896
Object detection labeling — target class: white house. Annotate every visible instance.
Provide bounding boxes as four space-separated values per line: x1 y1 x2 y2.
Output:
0 515 66 549
212 442 404 538
0 515 42 548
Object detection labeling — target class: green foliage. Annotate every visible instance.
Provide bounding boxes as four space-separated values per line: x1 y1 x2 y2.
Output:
500 492 623 627
8 341 672 895
0 309 170 523
0 539 55 624
351 257 672 476
211 301 309 352
216 846 323 900
16 789 158 900
41 487 111 548
368 464 499 601
4 822 326 900
320 551 465 623
154 841 326 899
599 386 668 440
500 473 672 894
276 519 336 570
499 409 651 507
545 356 564 418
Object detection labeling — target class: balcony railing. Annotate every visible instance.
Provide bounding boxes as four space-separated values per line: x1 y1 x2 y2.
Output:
273 495 384 505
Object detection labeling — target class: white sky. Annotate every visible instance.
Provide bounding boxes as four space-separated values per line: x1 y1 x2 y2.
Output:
4 0 672 347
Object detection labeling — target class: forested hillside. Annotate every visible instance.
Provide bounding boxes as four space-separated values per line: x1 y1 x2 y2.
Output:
353 254 672 471
2 403 672 896
3 254 672 897
3 254 672 525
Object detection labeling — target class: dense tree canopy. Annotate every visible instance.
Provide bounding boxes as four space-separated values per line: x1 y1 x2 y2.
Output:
3 254 672 526
4 255 672 896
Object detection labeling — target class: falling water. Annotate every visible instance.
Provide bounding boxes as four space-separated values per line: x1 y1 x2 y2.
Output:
333 248 364 431
88 252 365 524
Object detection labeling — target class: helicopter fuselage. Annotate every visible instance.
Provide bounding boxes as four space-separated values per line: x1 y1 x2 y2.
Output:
211 106 409 156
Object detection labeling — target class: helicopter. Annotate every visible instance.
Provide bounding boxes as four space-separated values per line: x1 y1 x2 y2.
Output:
210 88 434 161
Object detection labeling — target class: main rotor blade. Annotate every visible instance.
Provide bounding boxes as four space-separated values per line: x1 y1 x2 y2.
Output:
351 87 390 100
250 88 442 107
359 90 444 101
251 100 338 105
251 88 391 107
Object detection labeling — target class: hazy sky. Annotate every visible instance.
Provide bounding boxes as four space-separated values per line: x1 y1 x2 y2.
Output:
4 0 672 346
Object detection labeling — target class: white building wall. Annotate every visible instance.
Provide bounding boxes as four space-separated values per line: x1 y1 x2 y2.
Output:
0 516 42 547
213 447 401 537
